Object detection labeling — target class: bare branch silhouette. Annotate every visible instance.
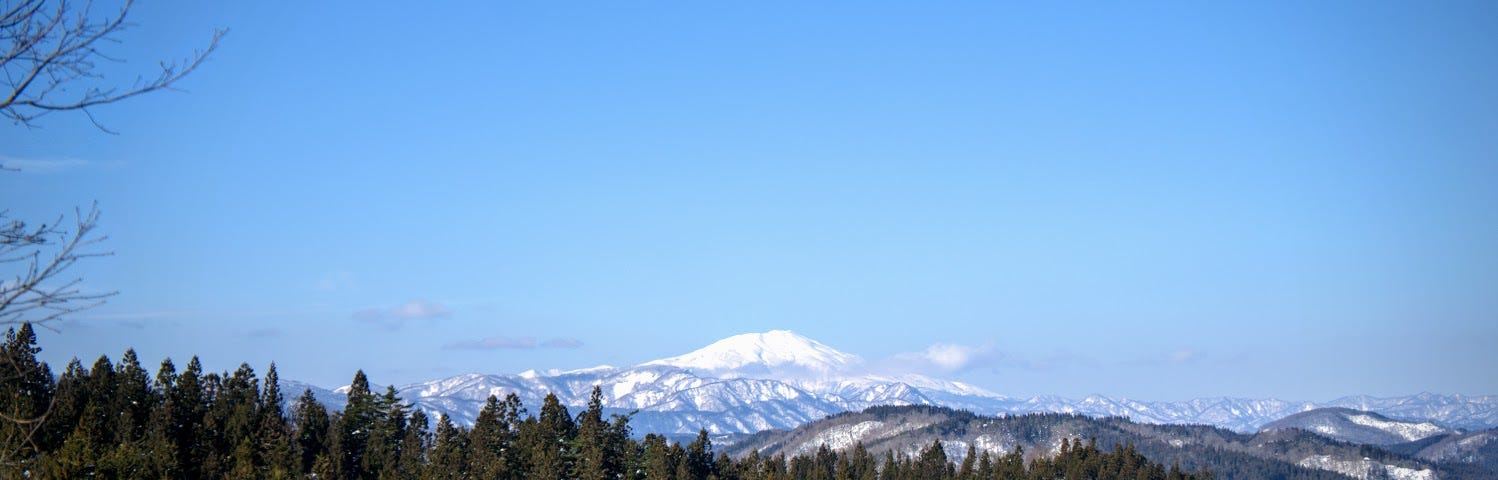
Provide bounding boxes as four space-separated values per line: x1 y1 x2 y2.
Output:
0 0 224 131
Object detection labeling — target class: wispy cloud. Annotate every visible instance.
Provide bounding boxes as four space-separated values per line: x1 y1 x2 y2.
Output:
0 155 91 174
353 299 450 330
883 343 1102 375
446 336 585 351
893 342 996 373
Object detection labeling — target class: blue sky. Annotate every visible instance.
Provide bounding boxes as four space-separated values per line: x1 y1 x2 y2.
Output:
3 1 1496 401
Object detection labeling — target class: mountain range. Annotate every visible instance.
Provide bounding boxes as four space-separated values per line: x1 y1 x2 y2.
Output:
286 330 1498 439
726 404 1498 480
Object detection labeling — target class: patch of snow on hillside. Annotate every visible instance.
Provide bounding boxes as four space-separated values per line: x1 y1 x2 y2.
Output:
1310 423 1342 437
1296 455 1435 480
1346 414 1447 442
1380 464 1438 480
799 421 885 454
972 434 1011 454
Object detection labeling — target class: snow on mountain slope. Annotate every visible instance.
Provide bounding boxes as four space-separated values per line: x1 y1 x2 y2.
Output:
1295 455 1437 480
1261 407 1455 445
1346 412 1450 442
294 330 1498 438
644 330 860 375
1327 392 1498 431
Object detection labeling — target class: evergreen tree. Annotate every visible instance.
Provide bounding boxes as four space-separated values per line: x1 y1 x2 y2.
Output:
364 386 407 478
527 392 576 480
293 388 331 475
170 356 207 478
686 429 716 480
40 359 90 451
956 444 976 480
258 363 296 478
82 354 116 452
111 348 153 445
0 323 53 472
642 434 675 480
879 450 898 480
916 440 948 480
0 330 1228 480
339 369 376 478
975 450 993 480
398 408 431 479
848 442 877 480
575 386 610 480
471 393 522 479
427 413 470 479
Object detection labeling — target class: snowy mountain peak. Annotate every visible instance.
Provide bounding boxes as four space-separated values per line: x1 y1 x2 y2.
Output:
644 330 861 374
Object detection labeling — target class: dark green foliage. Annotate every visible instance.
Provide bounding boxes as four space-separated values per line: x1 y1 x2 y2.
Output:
1 323 53 473
427 413 469 479
294 387 331 475
574 386 612 480
470 393 522 479
5 323 1226 480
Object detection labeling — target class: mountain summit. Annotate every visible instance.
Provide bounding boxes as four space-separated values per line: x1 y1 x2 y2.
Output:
294 331 1498 438
643 330 861 375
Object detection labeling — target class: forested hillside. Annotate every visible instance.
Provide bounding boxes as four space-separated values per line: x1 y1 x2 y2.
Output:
2 323 1210 479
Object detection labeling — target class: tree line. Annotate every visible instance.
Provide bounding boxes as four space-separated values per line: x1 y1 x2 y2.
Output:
2 323 1212 479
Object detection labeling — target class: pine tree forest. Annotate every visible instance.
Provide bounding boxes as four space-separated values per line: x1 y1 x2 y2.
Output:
2 323 1213 479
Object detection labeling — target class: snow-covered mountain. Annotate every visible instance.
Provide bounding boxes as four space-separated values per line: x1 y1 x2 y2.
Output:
285 330 1498 437
1261 407 1456 445
644 330 859 375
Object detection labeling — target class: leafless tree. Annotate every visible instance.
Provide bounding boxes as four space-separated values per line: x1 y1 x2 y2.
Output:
0 202 114 329
1 0 224 131
0 206 106 469
2 1 220 466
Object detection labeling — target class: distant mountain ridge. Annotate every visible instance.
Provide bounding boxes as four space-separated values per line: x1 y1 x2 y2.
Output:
285 330 1498 438
727 405 1465 480
1262 407 1456 445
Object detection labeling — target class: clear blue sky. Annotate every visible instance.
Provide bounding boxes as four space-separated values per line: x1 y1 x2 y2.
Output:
4 1 1496 401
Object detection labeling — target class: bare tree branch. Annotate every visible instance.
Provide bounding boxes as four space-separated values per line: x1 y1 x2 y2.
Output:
0 202 116 329
0 0 225 130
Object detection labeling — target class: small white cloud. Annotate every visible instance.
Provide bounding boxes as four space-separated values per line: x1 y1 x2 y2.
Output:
892 342 995 373
923 343 982 370
353 299 450 329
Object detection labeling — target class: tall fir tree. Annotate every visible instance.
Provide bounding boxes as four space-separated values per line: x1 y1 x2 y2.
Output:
574 386 609 480
0 323 53 472
427 413 470 480
292 388 330 475
398 408 431 479
258 363 296 479
339 370 376 478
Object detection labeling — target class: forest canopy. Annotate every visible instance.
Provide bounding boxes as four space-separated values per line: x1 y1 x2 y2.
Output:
1 322 1212 480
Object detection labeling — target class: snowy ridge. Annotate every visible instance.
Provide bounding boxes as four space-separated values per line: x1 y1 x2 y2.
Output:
1261 407 1457 445
290 331 1498 437
1296 455 1437 480
644 330 860 374
1346 413 1448 442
